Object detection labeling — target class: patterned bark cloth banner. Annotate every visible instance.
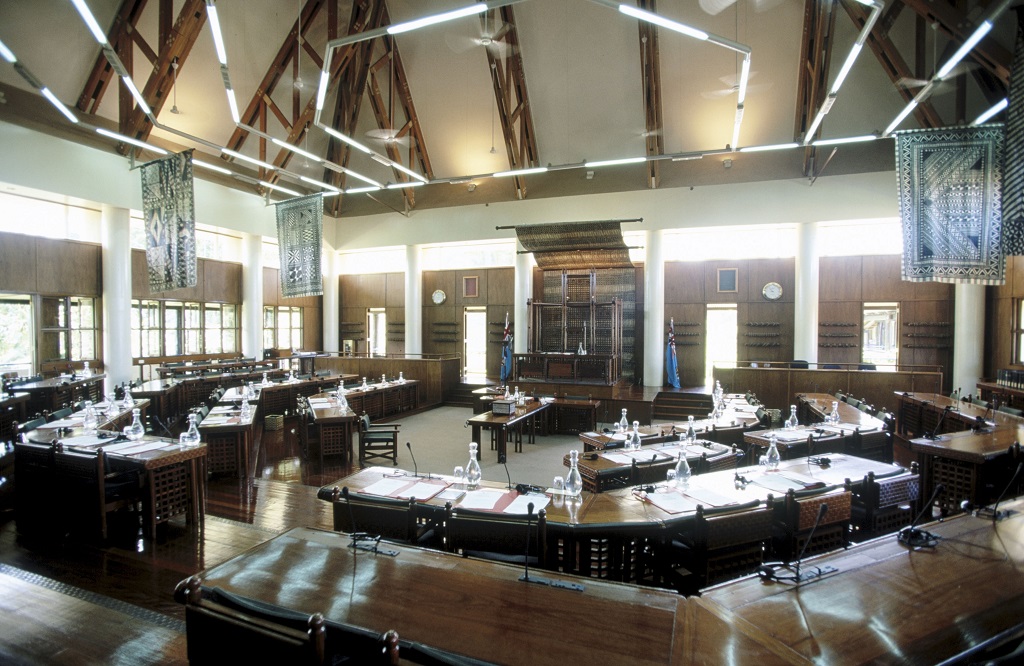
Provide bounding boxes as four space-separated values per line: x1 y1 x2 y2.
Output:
1001 9 1024 257
141 150 197 292
895 125 1005 284
276 193 324 298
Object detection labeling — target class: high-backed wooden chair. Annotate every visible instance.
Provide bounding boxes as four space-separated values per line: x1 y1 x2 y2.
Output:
771 487 852 562
849 467 920 541
630 457 674 487
445 502 548 568
14 417 47 439
697 446 743 474
54 446 142 540
356 413 399 466
13 440 57 536
45 407 73 422
328 487 438 548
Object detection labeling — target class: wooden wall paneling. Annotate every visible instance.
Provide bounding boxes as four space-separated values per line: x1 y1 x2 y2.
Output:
487 267 515 304
705 259 747 303
385 272 405 308
385 306 404 356
455 269 486 307
862 255 909 301
747 258 795 303
900 300 951 379
531 267 544 302
792 369 848 396
847 371 916 414
0 232 38 292
741 302 793 365
263 267 280 306
422 270 457 307
36 239 100 296
342 273 387 308
986 294 1013 377
303 306 322 351
817 301 862 365
727 367 791 410
340 306 367 355
664 261 705 304
1008 256 1024 297
665 303 705 386
423 305 459 357
633 264 645 381
203 261 241 303
819 256 862 302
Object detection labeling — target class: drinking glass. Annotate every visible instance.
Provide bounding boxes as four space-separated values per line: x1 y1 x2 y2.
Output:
553 476 564 491
453 466 465 486
666 469 678 488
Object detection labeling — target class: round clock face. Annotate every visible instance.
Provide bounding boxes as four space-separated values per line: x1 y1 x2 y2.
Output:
762 282 783 301
431 289 446 304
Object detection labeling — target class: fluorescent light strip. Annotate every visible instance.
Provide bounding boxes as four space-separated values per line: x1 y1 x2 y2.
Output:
387 181 425 189
344 169 383 188
259 180 302 197
346 186 381 194
812 135 877 147
884 100 918 136
70 0 108 45
300 175 341 192
386 4 487 36
96 127 168 154
226 89 240 124
739 142 799 153
493 167 549 178
222 148 275 171
736 56 751 105
315 70 329 111
0 38 16 63
619 4 708 41
732 106 744 150
584 156 646 168
973 98 1008 125
272 138 321 163
370 153 391 166
121 76 152 115
194 159 233 175
391 161 429 183
937 21 992 79
830 43 862 94
205 2 229 65
803 108 827 144
323 127 372 154
40 88 78 123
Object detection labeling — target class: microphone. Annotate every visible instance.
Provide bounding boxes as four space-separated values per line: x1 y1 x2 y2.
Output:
503 459 513 490
406 442 420 478
521 502 535 583
758 503 838 584
793 504 828 583
924 406 951 440
341 486 380 552
988 462 1023 524
517 504 581 590
898 483 945 549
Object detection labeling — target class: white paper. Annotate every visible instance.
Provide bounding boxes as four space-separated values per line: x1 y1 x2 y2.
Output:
397 481 448 501
361 477 413 497
504 493 550 514
772 430 810 442
645 490 700 514
681 485 737 507
458 490 506 510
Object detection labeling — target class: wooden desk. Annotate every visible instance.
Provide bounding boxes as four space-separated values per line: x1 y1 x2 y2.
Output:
198 405 258 477
12 374 106 414
565 441 733 493
696 499 1024 665
178 526 684 666
306 394 357 466
156 358 278 377
798 392 892 461
466 399 551 463
1 391 29 442
252 374 358 417
743 426 845 462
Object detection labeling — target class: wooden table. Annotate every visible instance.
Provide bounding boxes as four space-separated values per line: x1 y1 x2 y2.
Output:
177 525 685 666
797 392 892 461
466 399 551 463
156 358 279 377
1 391 29 442
12 373 106 414
743 425 845 462
564 440 734 493
306 394 357 466
198 404 258 477
472 388 601 434
695 499 1024 665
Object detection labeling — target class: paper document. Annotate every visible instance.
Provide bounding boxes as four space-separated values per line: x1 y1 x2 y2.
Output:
681 486 737 507
361 477 411 497
458 490 506 510
504 493 550 514
645 490 700 514
397 481 448 501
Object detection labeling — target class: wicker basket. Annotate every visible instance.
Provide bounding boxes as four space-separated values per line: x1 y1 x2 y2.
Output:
264 414 284 431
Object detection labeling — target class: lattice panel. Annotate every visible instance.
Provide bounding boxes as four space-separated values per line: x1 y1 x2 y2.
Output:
566 274 592 302
151 462 190 523
705 511 773 550
595 268 635 380
878 475 920 508
705 544 766 586
320 423 350 460
796 492 852 529
206 433 239 474
930 456 976 514
788 523 847 559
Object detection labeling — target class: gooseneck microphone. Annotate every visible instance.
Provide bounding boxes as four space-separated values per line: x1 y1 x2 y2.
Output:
989 462 1023 525
758 503 838 583
522 502 535 583
924 406 952 440
898 483 945 549
406 442 420 478
503 459 514 490
794 504 828 583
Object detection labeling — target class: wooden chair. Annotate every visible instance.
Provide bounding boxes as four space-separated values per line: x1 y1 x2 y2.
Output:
14 417 47 440
849 467 919 541
53 446 142 540
356 413 399 466
998 405 1024 417
45 407 73 422
445 502 548 567
327 486 439 548
771 487 852 563
630 457 674 487
13 440 58 537
697 446 743 474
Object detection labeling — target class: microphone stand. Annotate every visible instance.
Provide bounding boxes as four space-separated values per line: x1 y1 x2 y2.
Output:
405 442 429 479
793 504 830 583
923 406 952 440
898 483 945 549
503 459 513 490
518 504 584 591
758 503 838 583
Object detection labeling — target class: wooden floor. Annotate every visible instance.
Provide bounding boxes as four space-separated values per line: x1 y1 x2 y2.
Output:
0 418 351 665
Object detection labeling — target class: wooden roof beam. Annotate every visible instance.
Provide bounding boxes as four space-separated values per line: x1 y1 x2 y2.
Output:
795 0 837 177
76 0 148 115
638 0 664 189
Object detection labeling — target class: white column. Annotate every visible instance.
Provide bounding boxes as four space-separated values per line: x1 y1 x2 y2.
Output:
322 245 339 353
644 229 666 388
514 244 533 354
241 233 263 359
405 244 423 356
794 222 819 363
952 283 985 396
100 205 132 393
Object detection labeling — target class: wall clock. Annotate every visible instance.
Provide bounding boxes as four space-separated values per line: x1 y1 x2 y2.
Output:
431 289 447 304
762 282 783 301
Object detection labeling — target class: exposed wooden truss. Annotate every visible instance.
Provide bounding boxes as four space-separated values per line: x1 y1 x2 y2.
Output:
75 0 208 146
637 0 664 189
794 0 838 177
484 5 540 200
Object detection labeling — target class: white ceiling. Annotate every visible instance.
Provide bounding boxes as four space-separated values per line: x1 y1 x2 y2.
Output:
0 0 1016 215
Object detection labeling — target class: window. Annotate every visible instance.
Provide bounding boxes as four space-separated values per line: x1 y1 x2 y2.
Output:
204 303 238 354
132 299 239 358
131 299 162 357
706 304 738 386
0 294 34 376
264 306 303 350
863 303 899 370
367 308 386 357
39 296 97 363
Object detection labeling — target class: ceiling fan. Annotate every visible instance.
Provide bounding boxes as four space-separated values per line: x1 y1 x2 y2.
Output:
700 70 772 100
444 9 515 57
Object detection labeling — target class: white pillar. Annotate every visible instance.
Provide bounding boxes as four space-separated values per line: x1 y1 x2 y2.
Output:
241 233 263 359
323 245 339 353
952 283 985 396
794 222 819 363
644 229 666 388
514 244 533 354
100 205 132 393
405 244 423 356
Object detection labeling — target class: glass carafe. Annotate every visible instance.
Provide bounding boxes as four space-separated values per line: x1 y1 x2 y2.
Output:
829 401 840 426
618 408 629 432
81 400 98 434
674 452 692 489
179 413 201 446
685 415 697 446
465 442 482 489
565 450 583 497
764 433 781 471
398 371 405 384
121 386 134 410
629 420 642 451
81 361 91 377
123 408 145 441
785 405 799 430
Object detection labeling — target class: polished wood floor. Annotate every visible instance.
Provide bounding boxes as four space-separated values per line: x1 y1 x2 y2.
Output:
0 418 351 665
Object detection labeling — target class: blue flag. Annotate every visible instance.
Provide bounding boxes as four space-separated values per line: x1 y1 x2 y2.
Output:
666 318 680 388
500 312 513 384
